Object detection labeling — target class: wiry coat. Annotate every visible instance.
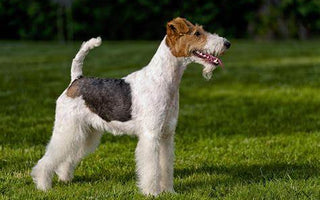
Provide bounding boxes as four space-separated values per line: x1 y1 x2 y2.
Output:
31 17 230 196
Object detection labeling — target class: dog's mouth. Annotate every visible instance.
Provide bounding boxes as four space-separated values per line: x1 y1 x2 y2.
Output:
193 50 223 68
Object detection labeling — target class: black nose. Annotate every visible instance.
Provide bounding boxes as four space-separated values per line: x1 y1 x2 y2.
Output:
224 41 231 49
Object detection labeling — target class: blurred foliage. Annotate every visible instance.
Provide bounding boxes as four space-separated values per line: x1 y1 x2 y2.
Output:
0 0 57 40
0 0 320 40
249 0 320 39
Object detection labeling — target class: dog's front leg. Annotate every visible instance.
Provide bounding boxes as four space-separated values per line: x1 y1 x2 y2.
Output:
135 134 160 196
159 134 175 193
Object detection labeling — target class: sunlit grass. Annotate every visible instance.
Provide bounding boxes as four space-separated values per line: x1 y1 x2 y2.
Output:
0 39 320 199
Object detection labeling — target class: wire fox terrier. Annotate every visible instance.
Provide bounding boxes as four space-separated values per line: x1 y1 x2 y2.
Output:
31 17 230 196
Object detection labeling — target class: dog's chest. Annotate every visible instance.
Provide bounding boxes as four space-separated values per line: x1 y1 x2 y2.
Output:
67 77 132 122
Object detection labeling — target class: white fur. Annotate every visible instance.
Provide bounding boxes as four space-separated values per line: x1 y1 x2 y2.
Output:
71 37 101 81
191 33 228 79
31 34 226 195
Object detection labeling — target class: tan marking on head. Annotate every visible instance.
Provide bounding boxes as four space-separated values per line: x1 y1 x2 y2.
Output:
66 79 81 98
166 17 207 57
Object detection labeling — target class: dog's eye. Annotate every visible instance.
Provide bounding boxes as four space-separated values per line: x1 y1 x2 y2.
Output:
194 31 201 36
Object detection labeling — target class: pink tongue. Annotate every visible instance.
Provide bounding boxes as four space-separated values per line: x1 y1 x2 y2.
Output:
208 55 224 68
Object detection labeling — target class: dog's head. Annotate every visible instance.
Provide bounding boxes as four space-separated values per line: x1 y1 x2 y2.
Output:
166 17 230 79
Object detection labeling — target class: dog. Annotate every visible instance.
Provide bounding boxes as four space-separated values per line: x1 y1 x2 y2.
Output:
31 17 230 196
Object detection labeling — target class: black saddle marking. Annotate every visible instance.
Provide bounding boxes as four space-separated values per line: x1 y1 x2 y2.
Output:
67 77 132 122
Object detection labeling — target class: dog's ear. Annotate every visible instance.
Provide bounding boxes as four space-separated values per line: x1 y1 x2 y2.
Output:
166 17 194 36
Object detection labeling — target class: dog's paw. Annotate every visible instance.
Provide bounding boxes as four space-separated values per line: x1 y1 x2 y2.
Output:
161 187 176 194
31 171 52 191
55 168 73 183
141 188 161 197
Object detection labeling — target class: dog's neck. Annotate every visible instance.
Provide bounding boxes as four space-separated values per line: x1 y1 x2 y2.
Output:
145 36 188 87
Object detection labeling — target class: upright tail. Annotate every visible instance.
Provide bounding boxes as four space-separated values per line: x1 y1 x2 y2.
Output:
71 37 102 82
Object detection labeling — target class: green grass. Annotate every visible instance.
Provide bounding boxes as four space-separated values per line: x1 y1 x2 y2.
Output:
1 39 320 199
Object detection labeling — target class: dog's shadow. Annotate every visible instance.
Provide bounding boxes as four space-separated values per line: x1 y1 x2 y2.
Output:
72 168 135 184
70 162 319 195
174 162 320 192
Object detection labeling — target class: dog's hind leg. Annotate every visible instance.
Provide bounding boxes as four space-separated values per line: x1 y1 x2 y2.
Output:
55 130 102 182
31 114 88 191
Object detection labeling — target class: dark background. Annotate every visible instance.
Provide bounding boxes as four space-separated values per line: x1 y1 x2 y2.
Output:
1 0 320 41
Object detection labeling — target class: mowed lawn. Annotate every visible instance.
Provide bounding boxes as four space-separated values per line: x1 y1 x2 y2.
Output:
1 39 320 199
